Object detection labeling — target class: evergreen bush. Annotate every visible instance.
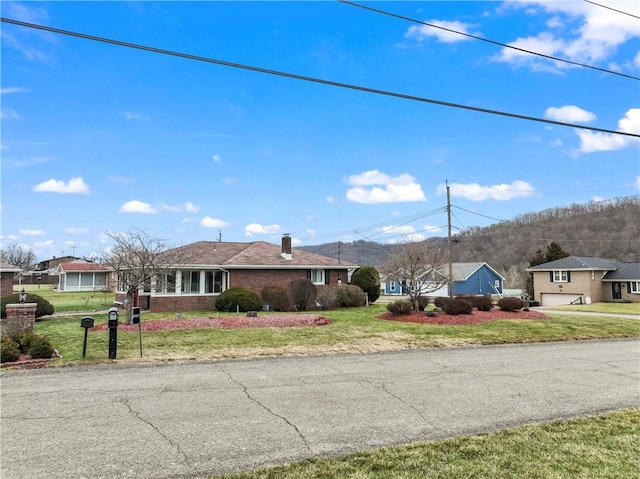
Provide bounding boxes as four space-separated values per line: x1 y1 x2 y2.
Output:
350 266 381 303
0 293 54 320
215 287 262 312
0 336 21 363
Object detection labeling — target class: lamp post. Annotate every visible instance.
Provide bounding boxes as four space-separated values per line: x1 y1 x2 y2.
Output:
18 288 27 303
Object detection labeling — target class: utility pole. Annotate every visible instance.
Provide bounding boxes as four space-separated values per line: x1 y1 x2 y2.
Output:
447 181 454 300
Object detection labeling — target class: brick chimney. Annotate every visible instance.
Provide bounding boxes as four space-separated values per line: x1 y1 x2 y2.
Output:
281 234 292 260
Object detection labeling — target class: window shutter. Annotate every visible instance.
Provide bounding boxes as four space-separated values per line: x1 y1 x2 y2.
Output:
627 282 632 292
550 272 554 283
306 270 311 280
325 270 330 285
567 271 571 282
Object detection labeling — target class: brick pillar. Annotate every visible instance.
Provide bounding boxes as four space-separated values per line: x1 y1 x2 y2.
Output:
1 303 37 337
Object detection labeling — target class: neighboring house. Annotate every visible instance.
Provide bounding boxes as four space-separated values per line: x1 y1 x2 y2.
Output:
526 256 640 306
35 255 80 273
115 235 358 313
1 262 22 297
380 262 504 297
56 261 112 292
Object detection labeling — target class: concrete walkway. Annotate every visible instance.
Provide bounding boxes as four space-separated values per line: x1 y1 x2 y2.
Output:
2 339 638 479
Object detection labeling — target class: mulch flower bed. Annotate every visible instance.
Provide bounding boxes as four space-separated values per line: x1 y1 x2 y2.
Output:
380 309 551 325
90 314 331 332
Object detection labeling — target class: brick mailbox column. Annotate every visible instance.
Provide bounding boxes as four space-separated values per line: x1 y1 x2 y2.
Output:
1 303 37 338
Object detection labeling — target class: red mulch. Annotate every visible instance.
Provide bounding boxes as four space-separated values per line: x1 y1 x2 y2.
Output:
380 308 551 325
90 314 331 332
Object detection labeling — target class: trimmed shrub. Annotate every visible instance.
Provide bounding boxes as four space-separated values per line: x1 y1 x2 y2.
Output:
442 298 473 315
386 300 414 315
289 279 317 311
416 296 430 311
215 287 262 312
434 297 450 309
1 336 21 363
25 335 55 359
315 287 339 310
474 295 494 311
260 285 290 312
335 284 366 308
1 293 54 320
350 266 381 303
497 297 524 312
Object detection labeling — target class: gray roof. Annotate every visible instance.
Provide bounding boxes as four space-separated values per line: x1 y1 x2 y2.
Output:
526 256 618 271
602 263 640 281
0 262 22 272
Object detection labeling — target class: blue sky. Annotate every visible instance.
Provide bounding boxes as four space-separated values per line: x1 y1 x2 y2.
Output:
2 0 639 260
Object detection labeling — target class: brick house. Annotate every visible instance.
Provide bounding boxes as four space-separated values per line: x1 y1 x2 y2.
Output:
526 256 640 306
115 235 358 313
1 262 22 297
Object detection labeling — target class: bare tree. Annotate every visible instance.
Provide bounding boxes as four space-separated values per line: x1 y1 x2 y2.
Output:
380 240 447 310
0 244 37 271
100 230 180 324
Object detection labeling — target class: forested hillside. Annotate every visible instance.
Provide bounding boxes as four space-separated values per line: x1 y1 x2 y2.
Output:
298 196 640 289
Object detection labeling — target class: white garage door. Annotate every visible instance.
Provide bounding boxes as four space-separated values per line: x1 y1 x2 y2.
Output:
540 293 583 307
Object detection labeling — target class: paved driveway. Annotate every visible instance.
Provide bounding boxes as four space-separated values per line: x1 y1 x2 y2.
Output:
1 339 638 479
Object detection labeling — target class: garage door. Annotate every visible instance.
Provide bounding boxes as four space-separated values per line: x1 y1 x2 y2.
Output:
540 293 583 307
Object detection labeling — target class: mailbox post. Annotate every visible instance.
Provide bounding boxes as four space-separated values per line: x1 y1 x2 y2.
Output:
80 316 95 359
107 307 119 359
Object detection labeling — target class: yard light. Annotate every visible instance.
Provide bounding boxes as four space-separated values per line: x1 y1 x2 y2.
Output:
18 288 27 303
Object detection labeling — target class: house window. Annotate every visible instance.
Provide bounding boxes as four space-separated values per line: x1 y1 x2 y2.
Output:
156 272 177 294
181 271 201 294
494 279 500 289
630 282 640 294
390 281 396 292
309 269 325 285
552 270 569 282
205 271 224 293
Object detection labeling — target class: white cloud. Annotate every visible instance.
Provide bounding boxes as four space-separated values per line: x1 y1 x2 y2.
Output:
212 154 221 163
576 108 640 153
65 227 89 235
245 223 280 236
345 170 426 204
33 177 90 194
545 105 596 123
1 108 21 119
119 200 157 214
438 180 537 201
124 112 150 121
159 201 200 213
1 87 29 95
223 177 237 184
494 2 640 73
200 216 229 228
636 176 640 190
377 225 416 235
326 195 336 203
405 20 476 43
20 229 45 236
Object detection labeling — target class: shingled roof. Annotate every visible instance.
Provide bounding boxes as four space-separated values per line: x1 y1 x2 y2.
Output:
163 241 356 269
526 256 618 271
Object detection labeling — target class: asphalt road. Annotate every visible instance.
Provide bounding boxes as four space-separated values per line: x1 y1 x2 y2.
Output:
1 339 639 479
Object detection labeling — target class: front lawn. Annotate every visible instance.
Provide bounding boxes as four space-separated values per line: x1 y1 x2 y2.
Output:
34 304 640 365
216 409 640 479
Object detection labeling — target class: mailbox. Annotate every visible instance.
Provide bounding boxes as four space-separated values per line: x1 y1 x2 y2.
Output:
80 316 95 359
108 307 119 328
132 306 141 325
81 317 95 329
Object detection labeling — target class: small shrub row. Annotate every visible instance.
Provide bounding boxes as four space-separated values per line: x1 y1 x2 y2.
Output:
261 285 290 311
0 332 55 363
215 287 262 312
457 294 494 311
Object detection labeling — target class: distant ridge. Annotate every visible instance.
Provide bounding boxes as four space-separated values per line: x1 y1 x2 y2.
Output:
298 196 640 286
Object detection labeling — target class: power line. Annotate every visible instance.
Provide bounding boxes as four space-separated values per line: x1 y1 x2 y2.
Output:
340 0 640 81
2 17 639 139
584 0 640 19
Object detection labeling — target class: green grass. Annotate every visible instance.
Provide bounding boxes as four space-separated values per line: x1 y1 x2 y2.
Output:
215 409 640 479
16 284 114 313
548 302 640 315
34 304 640 365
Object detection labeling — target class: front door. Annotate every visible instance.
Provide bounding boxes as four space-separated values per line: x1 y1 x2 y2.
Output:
612 282 622 300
